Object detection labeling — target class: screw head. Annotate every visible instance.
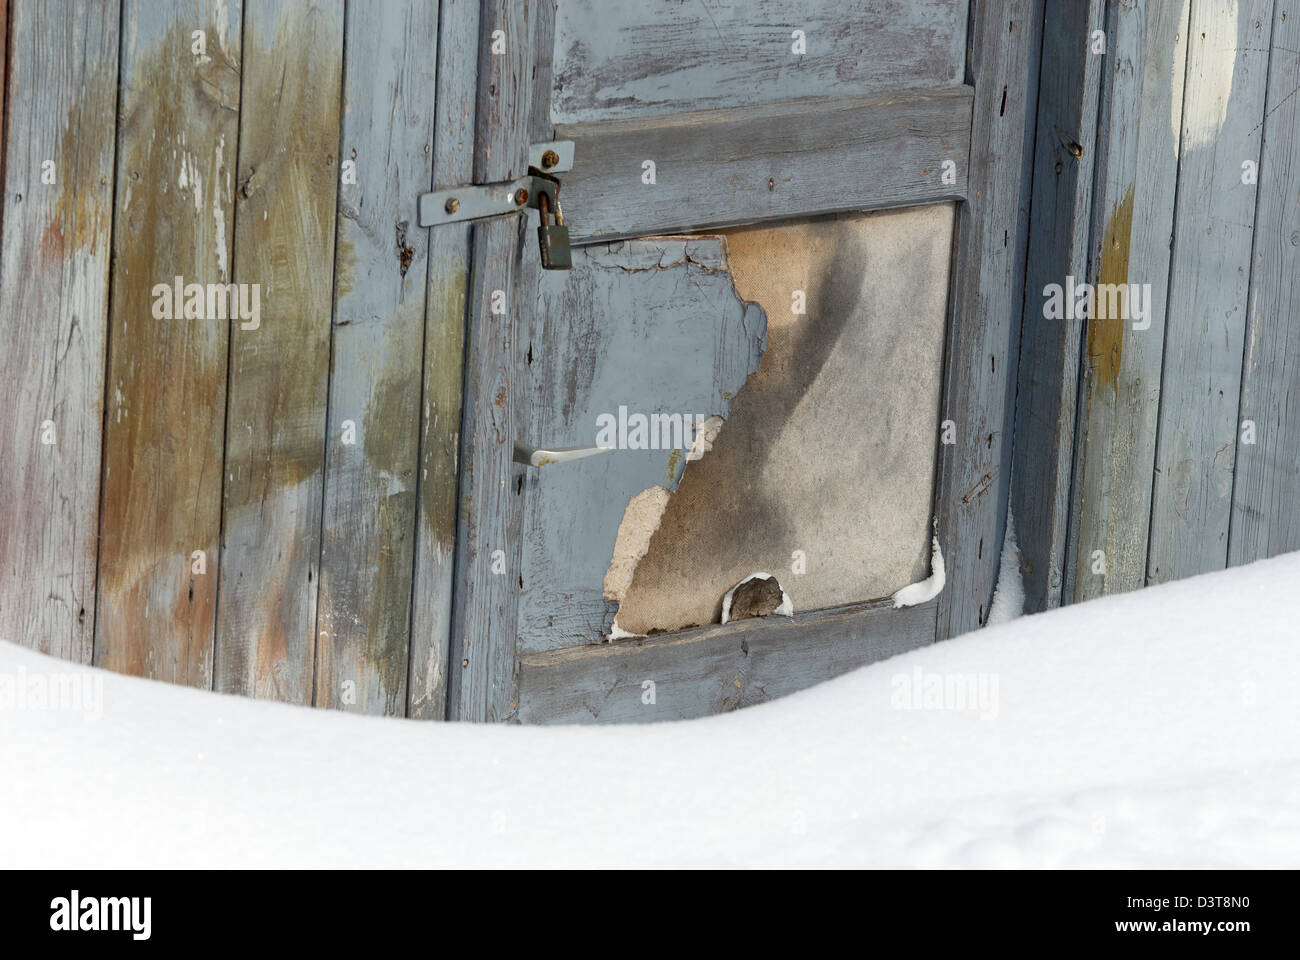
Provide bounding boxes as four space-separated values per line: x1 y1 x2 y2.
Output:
515 188 530 206
541 149 560 169
444 197 460 214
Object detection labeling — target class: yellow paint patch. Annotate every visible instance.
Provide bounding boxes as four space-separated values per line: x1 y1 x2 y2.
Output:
1088 185 1134 389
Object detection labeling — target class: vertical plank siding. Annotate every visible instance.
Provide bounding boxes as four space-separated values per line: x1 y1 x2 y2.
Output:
1021 0 1296 613
1147 0 1274 584
1230 0 1300 564
934 0 1043 639
213 0 343 703
446 0 538 722
407 0 480 720
0 0 7 244
0 0 119 662
95 0 242 688
1011 0 1105 612
313 0 439 716
1067 0 1189 603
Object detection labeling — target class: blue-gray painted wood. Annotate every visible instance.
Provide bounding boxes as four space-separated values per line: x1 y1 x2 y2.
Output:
518 598 937 724
556 86 973 244
1012 0 1105 613
519 239 766 653
314 0 439 715
1230 0 1300 565
1067 0 1190 604
213 0 344 703
408 0 482 720
934 0 1044 639
447 0 538 722
1148 0 1274 585
95 0 242 688
0 0 120 664
549 0 968 124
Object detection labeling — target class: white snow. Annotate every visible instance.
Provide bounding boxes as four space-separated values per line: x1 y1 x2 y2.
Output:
720 572 794 624
3 551 1299 868
607 619 640 641
986 509 1025 626
891 535 946 608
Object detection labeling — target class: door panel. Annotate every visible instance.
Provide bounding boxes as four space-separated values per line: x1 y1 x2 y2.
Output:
519 237 766 653
450 0 1041 722
614 208 953 637
558 85 973 243
550 0 969 124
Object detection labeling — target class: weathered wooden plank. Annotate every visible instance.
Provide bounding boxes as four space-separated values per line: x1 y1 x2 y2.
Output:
557 86 973 243
447 0 538 722
1011 0 1105 612
934 0 1043 639
95 0 241 688
213 0 343 703
0 0 7 238
1230 0 1300 564
549 0 968 124
407 0 480 720
313 1 438 716
528 0 556 142
518 599 937 724
1148 0 1274 585
1068 0 1189 603
519 239 766 652
0 0 119 662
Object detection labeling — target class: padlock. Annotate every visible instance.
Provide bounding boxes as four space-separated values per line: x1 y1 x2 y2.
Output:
536 191 572 270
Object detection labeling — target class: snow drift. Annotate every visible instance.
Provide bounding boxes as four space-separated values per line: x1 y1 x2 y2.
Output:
2 551 1299 868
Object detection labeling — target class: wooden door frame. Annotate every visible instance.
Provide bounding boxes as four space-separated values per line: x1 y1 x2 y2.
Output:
445 0 1044 722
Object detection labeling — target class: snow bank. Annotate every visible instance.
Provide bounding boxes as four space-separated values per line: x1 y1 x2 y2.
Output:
3 551 1299 868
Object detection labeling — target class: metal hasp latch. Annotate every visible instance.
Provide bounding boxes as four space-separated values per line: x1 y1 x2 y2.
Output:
417 140 575 270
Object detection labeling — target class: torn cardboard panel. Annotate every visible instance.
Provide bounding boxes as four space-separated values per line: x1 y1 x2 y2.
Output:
603 485 672 604
612 206 954 636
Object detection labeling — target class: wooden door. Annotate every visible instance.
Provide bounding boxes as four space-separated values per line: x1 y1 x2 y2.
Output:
446 0 1042 722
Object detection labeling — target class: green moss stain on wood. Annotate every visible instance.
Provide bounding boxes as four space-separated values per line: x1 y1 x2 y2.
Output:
0 0 119 663
97 4 241 688
313 0 439 715
214 0 344 703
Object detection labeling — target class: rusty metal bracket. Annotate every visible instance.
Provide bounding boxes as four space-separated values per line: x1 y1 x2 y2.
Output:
417 141 572 228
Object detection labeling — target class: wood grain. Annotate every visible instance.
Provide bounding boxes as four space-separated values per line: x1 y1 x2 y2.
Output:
556 86 973 243
213 0 343 703
1068 0 1189 603
1230 0 1300 565
1011 0 1105 612
407 0 481 719
549 0 967 124
1148 0 1274 584
934 0 1043 639
313 0 438 716
95 0 241 688
518 598 937 724
0 0 7 243
446 0 537 722
0 0 119 662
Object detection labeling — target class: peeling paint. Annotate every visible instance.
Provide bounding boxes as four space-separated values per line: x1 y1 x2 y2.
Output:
1178 0 1237 150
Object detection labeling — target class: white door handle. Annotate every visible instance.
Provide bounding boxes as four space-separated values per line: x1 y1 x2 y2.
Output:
513 441 615 467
